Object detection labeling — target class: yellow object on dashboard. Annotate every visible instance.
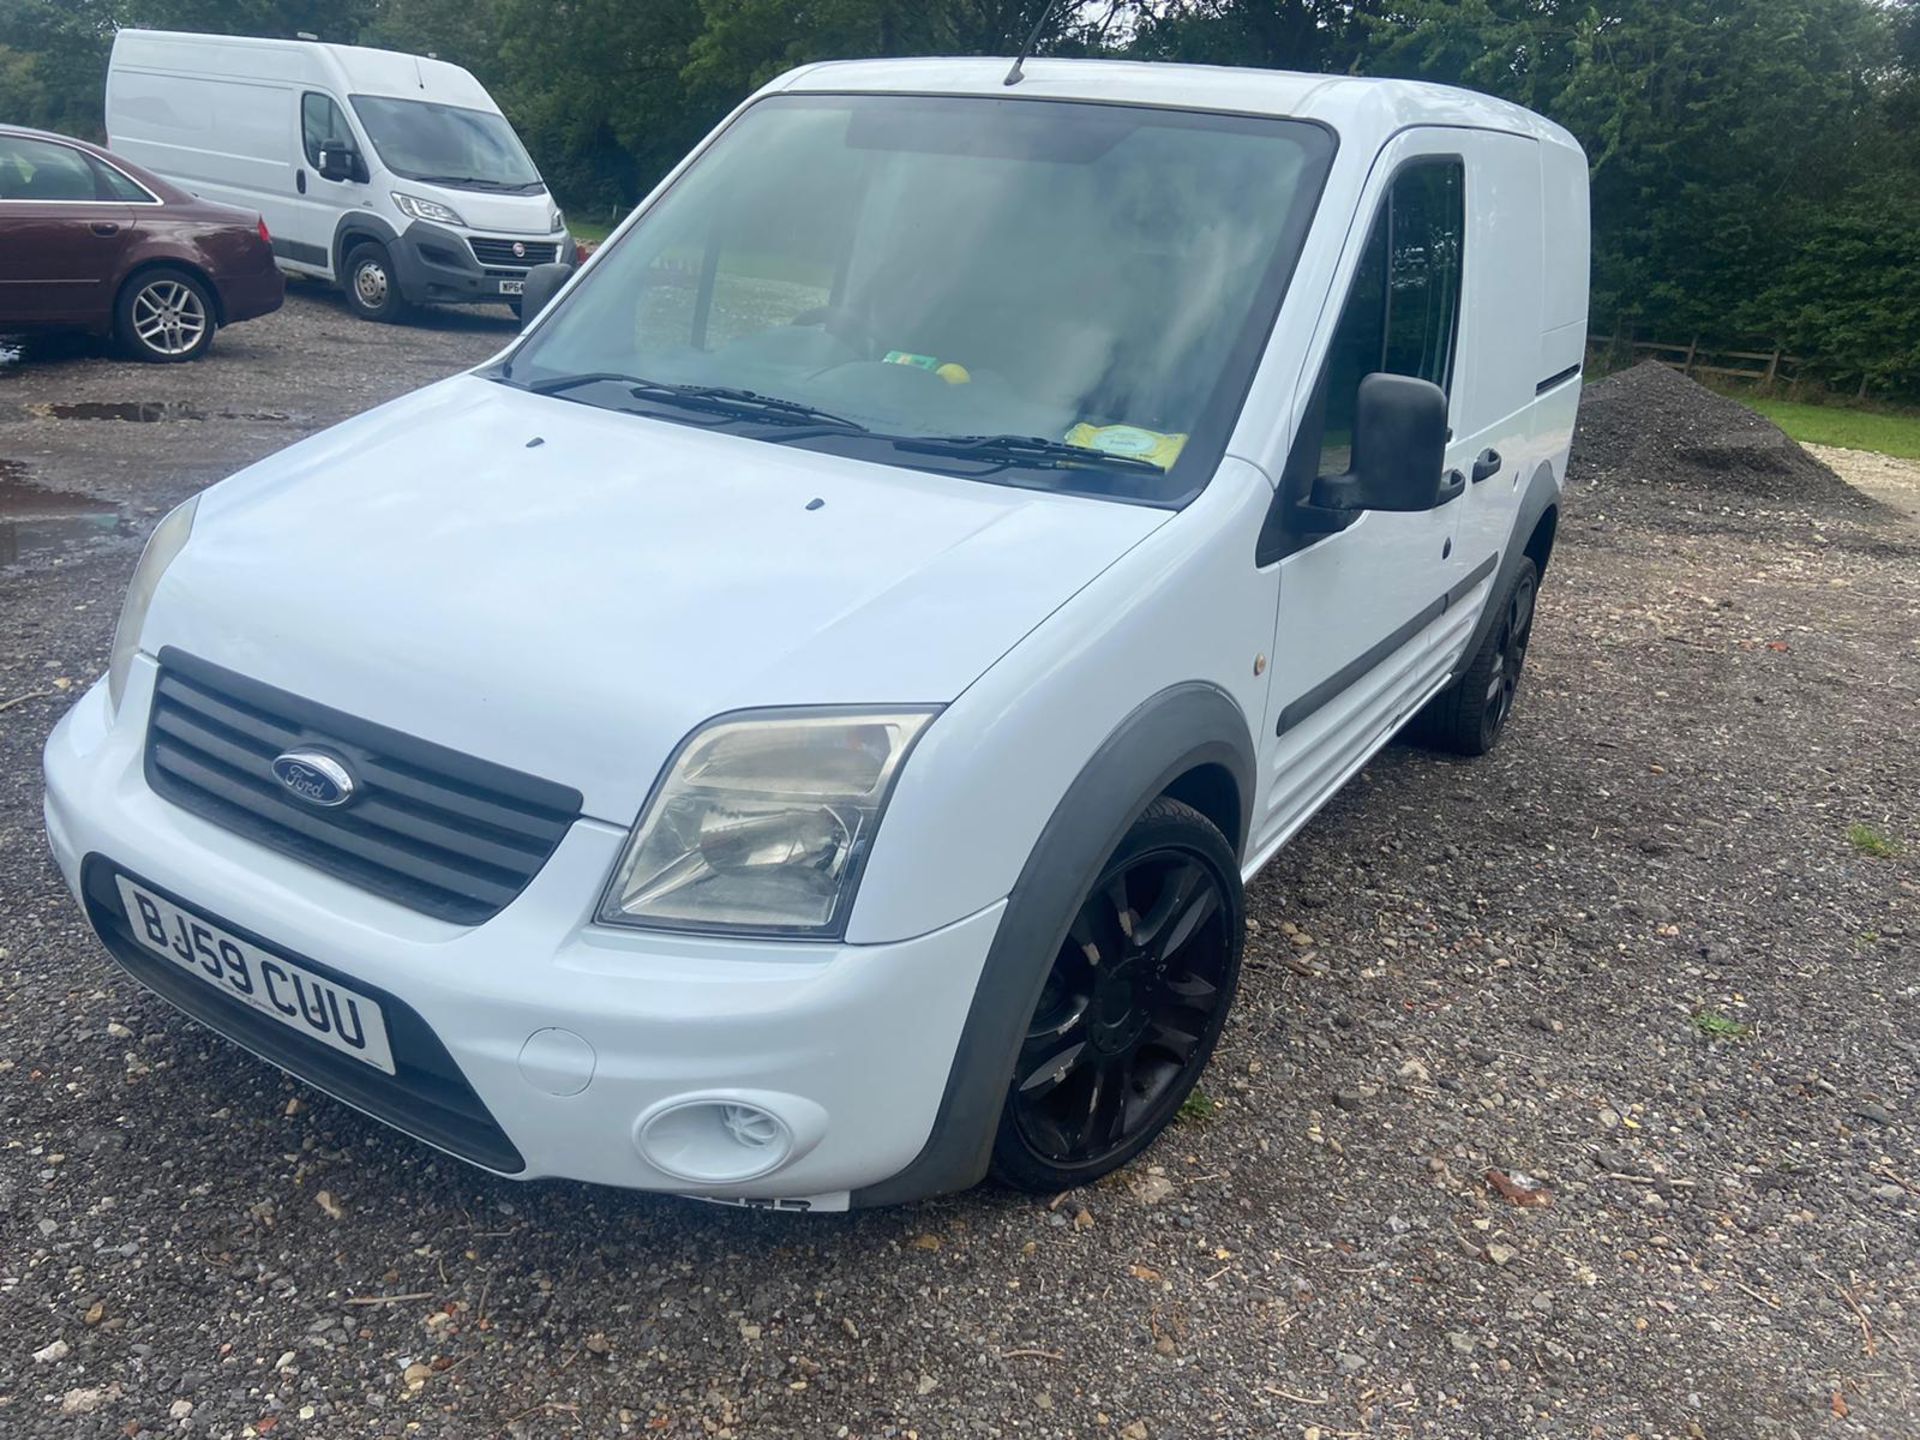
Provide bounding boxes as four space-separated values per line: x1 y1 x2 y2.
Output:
1063 423 1189 470
884 351 971 385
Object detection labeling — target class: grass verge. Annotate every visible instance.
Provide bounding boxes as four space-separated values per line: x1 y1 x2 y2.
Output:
1733 396 1920 460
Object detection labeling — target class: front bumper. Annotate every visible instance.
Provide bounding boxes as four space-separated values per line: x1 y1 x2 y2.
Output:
44 661 999 1207
389 220 571 308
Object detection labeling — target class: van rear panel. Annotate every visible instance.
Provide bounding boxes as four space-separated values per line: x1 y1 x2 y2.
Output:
108 68 295 206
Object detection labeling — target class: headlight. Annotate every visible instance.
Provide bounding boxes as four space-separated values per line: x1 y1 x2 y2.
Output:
391 192 465 227
550 207 565 234
599 709 937 937
107 494 197 715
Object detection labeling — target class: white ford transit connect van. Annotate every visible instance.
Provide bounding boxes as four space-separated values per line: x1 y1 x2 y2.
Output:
106 29 573 321
46 59 1588 1210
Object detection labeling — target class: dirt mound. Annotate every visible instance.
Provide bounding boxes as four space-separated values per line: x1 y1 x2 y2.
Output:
1569 360 1874 511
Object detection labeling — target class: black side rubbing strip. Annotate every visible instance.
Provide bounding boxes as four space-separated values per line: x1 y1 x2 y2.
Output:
1275 552 1500 735
270 236 330 268
1446 552 1499 608
1536 363 1581 395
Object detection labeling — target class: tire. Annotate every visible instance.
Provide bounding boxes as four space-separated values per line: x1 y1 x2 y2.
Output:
989 797 1245 1194
115 268 217 362
342 240 408 323
1412 556 1539 756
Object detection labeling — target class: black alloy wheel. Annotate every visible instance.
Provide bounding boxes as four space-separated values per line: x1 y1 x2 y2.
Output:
1410 555 1540 756
991 798 1243 1191
1480 564 1537 748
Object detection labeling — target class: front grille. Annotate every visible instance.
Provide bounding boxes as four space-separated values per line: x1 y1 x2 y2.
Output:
467 237 558 269
81 856 525 1173
145 648 582 925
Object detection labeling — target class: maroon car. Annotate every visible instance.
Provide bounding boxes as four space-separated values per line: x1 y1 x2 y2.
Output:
0 125 282 362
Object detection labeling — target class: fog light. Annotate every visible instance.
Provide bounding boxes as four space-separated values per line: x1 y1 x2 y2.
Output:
637 1099 793 1184
721 1103 782 1149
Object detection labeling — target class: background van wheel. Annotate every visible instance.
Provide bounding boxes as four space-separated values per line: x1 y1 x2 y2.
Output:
990 797 1244 1194
342 241 408 322
116 268 215 362
1412 556 1539 756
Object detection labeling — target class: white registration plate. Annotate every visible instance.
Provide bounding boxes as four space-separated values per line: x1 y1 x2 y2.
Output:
499 279 525 295
115 877 396 1074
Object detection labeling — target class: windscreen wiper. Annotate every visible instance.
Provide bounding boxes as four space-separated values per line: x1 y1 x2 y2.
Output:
888 433 1169 476
411 174 515 190
523 373 866 431
633 382 868 431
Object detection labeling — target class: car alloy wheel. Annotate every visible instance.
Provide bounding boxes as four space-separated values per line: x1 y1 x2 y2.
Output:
1009 843 1233 1169
131 280 208 358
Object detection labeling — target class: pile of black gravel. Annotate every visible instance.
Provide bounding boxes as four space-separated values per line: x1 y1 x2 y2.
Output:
1570 360 1874 511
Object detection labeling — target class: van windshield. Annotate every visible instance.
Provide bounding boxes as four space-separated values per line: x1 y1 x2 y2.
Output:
502 94 1333 503
349 95 544 193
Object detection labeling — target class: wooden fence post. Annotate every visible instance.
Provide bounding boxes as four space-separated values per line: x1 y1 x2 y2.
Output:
1682 337 1699 377
1763 348 1781 391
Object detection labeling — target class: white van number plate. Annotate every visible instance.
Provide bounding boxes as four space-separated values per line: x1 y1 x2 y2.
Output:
115 877 396 1073
499 279 525 295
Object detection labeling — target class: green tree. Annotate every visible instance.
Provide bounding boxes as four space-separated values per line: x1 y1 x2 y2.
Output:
0 43 53 124
1128 0 1383 73
682 1 1075 108
1764 190 1920 396
1366 0 1889 342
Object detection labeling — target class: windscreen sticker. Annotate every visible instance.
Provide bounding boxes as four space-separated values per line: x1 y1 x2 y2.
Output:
1064 423 1189 470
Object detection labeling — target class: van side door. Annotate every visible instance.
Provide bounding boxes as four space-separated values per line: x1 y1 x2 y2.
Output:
285 91 370 277
1250 134 1473 860
1428 129 1546 666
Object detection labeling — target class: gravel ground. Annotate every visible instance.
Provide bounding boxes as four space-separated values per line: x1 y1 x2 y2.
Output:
2 314 1916 1440
1806 444 1920 524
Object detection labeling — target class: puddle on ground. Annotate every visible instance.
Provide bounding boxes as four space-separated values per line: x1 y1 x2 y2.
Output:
0 462 128 566
26 400 291 423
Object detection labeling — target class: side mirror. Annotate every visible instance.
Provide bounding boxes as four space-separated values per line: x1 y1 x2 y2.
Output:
1311 373 1450 513
316 141 358 182
518 262 573 328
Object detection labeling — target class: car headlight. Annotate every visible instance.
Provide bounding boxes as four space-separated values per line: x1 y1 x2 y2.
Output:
107 494 198 716
550 207 565 234
391 192 465 227
599 709 937 937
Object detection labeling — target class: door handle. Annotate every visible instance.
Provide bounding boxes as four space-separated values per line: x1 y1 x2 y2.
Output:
296 168 307 194
1471 448 1502 482
1437 469 1467 504
90 221 120 236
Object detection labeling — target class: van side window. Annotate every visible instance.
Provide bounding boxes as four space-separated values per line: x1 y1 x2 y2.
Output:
302 93 353 168
1316 159 1464 475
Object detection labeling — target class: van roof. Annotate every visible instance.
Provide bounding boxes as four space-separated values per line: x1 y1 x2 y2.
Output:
111 29 500 112
773 57 1582 155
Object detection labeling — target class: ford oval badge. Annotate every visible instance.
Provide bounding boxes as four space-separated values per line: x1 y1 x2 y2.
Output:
271 749 356 808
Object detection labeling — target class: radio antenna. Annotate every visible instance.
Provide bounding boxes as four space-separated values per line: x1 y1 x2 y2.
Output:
1003 0 1065 87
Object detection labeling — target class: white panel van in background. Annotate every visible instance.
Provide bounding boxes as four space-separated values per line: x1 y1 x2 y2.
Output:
106 29 576 321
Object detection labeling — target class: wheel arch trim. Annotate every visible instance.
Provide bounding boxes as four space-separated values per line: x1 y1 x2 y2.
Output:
1462 460 1560 663
851 681 1254 1206
332 212 400 281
